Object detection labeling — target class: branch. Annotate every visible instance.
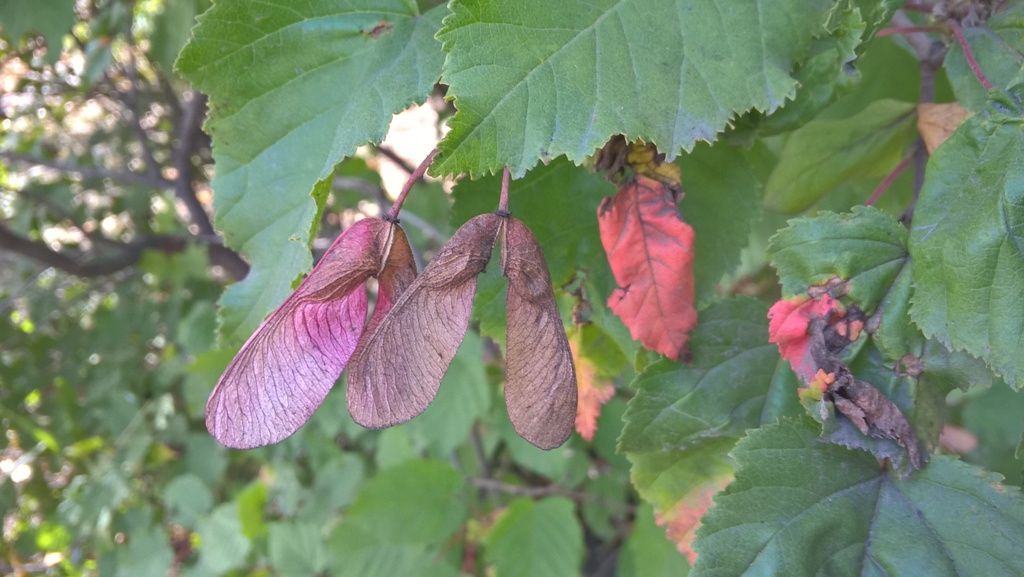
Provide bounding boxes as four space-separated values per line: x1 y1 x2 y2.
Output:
120 6 162 182
866 149 915 207
375 144 416 174
469 478 636 513
0 223 248 281
0 151 173 189
889 10 940 62
172 91 217 237
0 222 160 278
333 175 448 246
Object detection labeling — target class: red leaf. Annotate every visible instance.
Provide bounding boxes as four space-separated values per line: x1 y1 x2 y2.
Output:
206 218 414 449
569 332 614 442
766 294 844 381
598 176 696 360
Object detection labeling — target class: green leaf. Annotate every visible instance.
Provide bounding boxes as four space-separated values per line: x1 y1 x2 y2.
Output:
114 526 175 577
763 99 917 212
768 206 908 310
738 3 867 136
0 0 76 64
678 143 762 307
196 503 252 573
268 522 327 577
433 0 835 177
962 382 1024 486
868 259 994 396
619 298 800 453
176 0 446 345
484 497 584 577
326 523 460 577
944 5 1024 112
323 460 465 577
236 481 268 540
162 473 214 527
345 460 466 546
909 113 1024 387
374 426 418 469
149 0 209 72
626 437 736 520
617 503 691 577
299 453 365 521
693 418 1024 577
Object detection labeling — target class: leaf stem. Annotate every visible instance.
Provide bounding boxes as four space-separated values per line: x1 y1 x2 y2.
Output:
865 153 913 206
387 147 438 220
498 166 511 215
948 19 993 90
876 25 946 37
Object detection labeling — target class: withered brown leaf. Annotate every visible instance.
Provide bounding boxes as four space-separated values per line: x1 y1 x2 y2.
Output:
207 218 415 449
831 377 923 470
502 218 578 449
346 214 502 428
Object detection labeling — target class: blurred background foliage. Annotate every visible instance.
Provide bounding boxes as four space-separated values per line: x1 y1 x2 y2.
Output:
0 1 684 575
3 2 1023 576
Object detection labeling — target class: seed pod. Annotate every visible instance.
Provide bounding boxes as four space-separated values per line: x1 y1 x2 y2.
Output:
502 217 577 449
347 214 502 428
206 218 415 449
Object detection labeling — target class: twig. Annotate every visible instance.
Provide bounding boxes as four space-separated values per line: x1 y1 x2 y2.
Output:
387 148 438 219
948 19 993 90
9 187 120 249
900 137 929 224
902 2 935 12
395 210 447 246
470 477 637 513
171 91 217 237
866 151 914 206
876 25 947 37
0 224 248 280
0 151 173 189
497 167 510 215
375 144 417 174
335 175 447 246
470 427 499 505
120 15 162 183
889 10 938 61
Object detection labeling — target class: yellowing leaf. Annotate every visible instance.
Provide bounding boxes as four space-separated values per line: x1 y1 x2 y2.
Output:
654 476 731 564
917 102 970 154
570 332 615 442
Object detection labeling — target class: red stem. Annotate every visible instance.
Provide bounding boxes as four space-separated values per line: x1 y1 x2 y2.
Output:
498 167 510 214
876 25 946 37
387 148 439 219
902 2 935 12
948 19 993 91
866 153 914 206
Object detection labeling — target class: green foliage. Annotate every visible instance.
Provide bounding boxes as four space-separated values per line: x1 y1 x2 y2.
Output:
0 0 76 63
4 1 1024 576
909 111 1024 387
694 418 1024 577
763 99 918 212
176 0 446 346
484 497 584 577
768 206 908 310
620 298 801 452
433 0 835 177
